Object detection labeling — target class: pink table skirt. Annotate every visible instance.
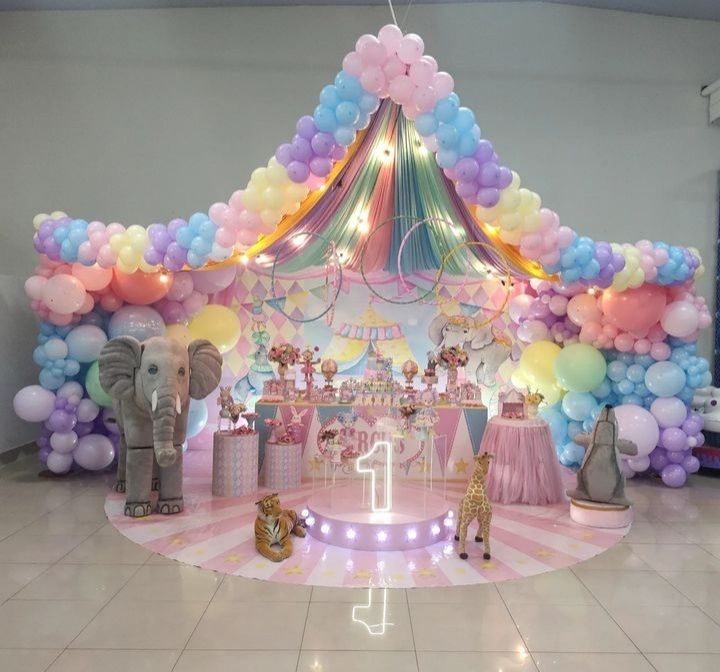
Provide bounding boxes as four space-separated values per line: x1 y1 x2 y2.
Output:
481 417 565 505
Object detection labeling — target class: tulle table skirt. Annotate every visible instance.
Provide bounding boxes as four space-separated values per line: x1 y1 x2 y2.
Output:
481 417 565 505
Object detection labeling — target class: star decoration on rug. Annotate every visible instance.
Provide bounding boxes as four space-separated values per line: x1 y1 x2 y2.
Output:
255 562 268 569
194 548 205 556
516 559 528 565
415 567 436 577
170 537 185 546
455 567 467 574
535 548 555 558
481 561 497 570
353 569 373 579
284 565 304 575
581 531 595 539
454 459 469 474
568 543 579 550
390 573 406 581
321 569 336 577
224 554 243 564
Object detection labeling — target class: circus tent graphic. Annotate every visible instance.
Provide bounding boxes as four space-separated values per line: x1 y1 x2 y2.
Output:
322 303 415 373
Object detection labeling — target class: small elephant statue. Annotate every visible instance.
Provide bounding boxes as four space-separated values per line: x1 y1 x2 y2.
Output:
428 314 509 387
98 335 222 517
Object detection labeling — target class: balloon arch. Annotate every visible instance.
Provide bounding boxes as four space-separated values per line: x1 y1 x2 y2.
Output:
14 24 711 487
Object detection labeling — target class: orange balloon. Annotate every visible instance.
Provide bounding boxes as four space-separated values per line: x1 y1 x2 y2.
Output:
601 284 667 335
111 269 172 305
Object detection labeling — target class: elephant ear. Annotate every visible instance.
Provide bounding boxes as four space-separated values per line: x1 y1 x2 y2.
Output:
188 339 223 399
98 336 142 400
470 327 494 349
428 315 447 346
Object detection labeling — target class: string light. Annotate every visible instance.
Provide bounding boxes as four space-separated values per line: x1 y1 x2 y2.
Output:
239 254 249 265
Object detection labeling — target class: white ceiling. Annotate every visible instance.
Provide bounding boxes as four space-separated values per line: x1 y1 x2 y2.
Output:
0 0 719 22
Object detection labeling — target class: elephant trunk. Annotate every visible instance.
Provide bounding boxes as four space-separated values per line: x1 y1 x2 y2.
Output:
152 389 181 468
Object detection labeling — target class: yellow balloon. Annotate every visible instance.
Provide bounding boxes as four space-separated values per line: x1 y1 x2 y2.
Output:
50 210 68 220
519 340 561 384
33 213 50 229
165 323 193 348
109 233 127 254
188 304 241 354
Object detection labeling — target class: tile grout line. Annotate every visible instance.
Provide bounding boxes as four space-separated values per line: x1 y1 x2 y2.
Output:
170 568 227 671
492 582 540 671
404 586 422 672
294 585 313 672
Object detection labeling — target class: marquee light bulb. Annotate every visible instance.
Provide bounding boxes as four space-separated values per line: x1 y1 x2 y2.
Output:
407 528 417 541
431 524 441 535
443 518 453 527
305 516 316 527
320 523 330 535
301 509 309 518
346 528 357 540
447 510 454 519
377 530 388 542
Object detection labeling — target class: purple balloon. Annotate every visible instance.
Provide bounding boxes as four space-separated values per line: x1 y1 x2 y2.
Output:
330 145 346 161
594 243 611 267
528 299 551 320
649 446 669 471
455 157 480 182
38 446 51 464
287 161 310 183
661 463 687 488
148 224 172 252
38 221 55 239
296 115 317 140
479 162 500 187
682 412 703 436
309 157 333 177
47 410 77 433
165 242 188 265
666 449 687 464
311 132 335 158
74 421 94 438
290 136 313 162
275 143 293 167
496 166 513 189
158 300 187 324
474 139 494 164
661 427 687 452
144 248 164 266
682 454 700 474
611 252 626 272
456 180 479 200
476 188 500 208
167 218 186 237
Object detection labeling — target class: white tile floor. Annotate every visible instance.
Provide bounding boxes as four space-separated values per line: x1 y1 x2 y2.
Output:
1 455 719 672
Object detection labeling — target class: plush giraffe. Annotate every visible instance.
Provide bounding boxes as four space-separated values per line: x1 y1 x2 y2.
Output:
454 452 494 560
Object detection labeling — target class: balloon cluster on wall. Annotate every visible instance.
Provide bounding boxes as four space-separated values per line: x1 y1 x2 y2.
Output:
15 253 242 473
510 276 710 487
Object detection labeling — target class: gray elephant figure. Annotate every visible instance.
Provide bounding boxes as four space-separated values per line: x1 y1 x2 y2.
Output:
428 314 509 386
98 335 222 517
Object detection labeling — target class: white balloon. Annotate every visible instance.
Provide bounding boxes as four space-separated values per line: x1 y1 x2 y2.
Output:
76 398 100 423
57 381 84 400
46 450 73 474
50 431 78 455
73 434 115 471
13 385 56 422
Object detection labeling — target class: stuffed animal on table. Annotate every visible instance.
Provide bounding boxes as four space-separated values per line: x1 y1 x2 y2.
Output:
567 404 638 506
455 452 494 560
254 493 306 562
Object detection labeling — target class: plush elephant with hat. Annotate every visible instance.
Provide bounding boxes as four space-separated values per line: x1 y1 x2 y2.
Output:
98 335 222 517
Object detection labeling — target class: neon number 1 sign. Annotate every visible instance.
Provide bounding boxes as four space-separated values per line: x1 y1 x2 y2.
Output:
356 441 393 512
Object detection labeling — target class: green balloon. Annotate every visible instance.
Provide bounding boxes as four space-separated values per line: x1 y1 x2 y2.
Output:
85 361 113 408
554 343 607 393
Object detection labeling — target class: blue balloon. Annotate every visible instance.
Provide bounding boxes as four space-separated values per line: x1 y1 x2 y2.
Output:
434 96 459 123
186 399 209 439
561 441 585 466
436 123 459 149
591 378 612 399
39 368 64 390
335 101 360 126
457 131 479 157
188 212 206 229
634 354 654 369
358 93 380 114
644 361 686 397
333 125 355 147
319 84 340 108
334 71 363 101
436 149 459 169
313 105 337 133
415 113 438 137
607 361 627 382
539 405 568 445
175 226 195 248
621 394 644 406
617 379 634 395
562 392 597 421
567 420 583 439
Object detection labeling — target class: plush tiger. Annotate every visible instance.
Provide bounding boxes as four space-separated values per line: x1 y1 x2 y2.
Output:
254 493 306 562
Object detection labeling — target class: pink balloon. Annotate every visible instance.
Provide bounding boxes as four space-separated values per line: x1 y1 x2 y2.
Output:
96 245 117 268
634 338 651 355
580 321 602 342
566 294 601 327
557 226 574 248
357 35 387 66
342 51 364 77
71 263 112 291
238 210 262 231
378 23 403 52
614 404 660 458
111 269 171 305
228 190 245 212
614 333 635 352
412 85 437 112
25 275 47 300
601 284 667 334
660 301 700 338
360 66 386 94
167 272 194 301
388 75 415 104
208 202 230 226
189 266 237 294
383 55 407 80
48 310 74 326
42 274 86 314
650 342 671 361
508 294 534 324
215 227 236 248
237 229 258 246
432 71 454 98
409 57 436 86
397 33 424 64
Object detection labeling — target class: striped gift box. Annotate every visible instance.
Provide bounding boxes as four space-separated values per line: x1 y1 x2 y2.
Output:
263 441 302 490
212 432 259 497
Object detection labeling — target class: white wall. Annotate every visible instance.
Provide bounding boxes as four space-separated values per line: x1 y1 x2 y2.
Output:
1 2 719 450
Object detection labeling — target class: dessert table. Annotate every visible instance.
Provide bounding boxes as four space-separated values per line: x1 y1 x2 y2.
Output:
480 416 565 505
254 400 488 480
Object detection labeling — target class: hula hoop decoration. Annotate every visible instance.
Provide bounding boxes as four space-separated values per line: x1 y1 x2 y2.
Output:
325 241 341 326
359 215 451 305
433 241 513 330
270 232 343 324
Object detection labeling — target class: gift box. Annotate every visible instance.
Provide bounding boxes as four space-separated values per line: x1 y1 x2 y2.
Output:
263 441 302 490
212 432 259 497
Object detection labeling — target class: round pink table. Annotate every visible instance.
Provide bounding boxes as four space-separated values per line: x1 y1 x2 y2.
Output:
480 416 565 505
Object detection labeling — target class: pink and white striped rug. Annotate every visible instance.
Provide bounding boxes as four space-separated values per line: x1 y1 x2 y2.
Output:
104 449 629 588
